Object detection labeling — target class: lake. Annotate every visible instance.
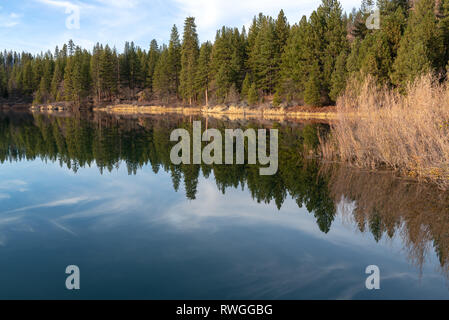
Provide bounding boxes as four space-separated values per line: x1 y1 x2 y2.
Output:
0 110 448 299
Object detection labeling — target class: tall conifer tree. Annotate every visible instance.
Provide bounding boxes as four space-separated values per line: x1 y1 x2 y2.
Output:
180 17 200 105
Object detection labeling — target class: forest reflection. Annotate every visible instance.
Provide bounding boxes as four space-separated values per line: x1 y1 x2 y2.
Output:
0 111 448 277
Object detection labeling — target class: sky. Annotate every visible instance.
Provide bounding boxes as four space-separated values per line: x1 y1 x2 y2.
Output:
0 0 362 53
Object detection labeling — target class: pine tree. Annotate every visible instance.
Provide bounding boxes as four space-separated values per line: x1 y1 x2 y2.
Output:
64 48 91 105
210 27 246 101
250 15 278 94
246 14 264 75
378 0 409 15
21 58 34 95
274 10 290 86
241 73 251 100
304 62 322 106
319 0 348 102
330 50 348 101
167 25 181 98
51 59 65 101
100 45 117 100
392 0 444 88
279 17 310 100
247 82 259 105
347 1 406 86
68 39 75 56
51 44 67 101
153 45 171 102
35 51 54 103
278 0 348 104
91 43 103 102
351 0 374 40
275 10 290 51
64 52 75 102
32 55 44 93
120 42 143 98
180 17 200 105
0 52 6 98
0 64 6 98
146 39 160 93
272 91 282 106
195 41 212 105
439 0 449 71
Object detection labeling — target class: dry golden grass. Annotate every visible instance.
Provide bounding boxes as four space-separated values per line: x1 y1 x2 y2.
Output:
328 74 449 189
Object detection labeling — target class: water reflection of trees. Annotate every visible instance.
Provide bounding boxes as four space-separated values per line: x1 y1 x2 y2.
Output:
327 165 449 276
0 112 448 275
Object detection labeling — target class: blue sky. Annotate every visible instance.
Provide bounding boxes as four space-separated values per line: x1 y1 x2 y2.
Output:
1 0 362 53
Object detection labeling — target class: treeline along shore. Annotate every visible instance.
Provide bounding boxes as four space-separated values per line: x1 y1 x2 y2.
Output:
3 0 449 108
0 0 448 188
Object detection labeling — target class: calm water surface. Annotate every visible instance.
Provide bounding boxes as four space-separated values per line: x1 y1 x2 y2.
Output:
0 110 448 299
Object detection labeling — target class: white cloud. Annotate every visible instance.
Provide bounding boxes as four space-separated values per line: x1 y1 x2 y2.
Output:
158 178 378 250
0 179 28 192
50 219 78 236
94 0 140 8
3 196 94 214
0 193 11 200
37 0 75 8
36 0 92 10
0 216 21 225
0 9 21 28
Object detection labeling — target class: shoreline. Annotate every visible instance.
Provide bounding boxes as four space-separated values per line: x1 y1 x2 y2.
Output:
92 104 339 121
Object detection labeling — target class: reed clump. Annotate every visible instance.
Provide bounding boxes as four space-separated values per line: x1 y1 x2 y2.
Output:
329 74 449 189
